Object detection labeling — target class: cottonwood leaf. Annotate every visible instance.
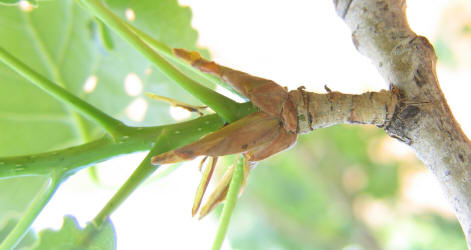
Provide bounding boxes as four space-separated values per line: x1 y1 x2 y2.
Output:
0 0 207 156
0 0 205 246
0 176 47 219
33 215 116 250
104 0 208 57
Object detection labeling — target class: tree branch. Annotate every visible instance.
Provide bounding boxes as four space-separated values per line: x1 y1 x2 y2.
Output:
334 0 471 246
0 113 226 179
291 88 398 133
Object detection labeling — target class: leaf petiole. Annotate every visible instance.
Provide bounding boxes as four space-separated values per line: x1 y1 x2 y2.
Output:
124 23 247 101
92 122 221 226
92 145 161 226
211 155 244 250
79 0 242 122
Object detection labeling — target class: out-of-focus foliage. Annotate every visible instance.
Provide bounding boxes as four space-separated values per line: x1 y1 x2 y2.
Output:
434 1 471 69
226 126 466 250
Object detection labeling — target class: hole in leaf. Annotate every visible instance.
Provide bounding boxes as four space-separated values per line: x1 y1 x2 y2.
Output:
124 73 143 96
125 97 148 122
19 0 33 12
83 75 98 93
125 8 136 21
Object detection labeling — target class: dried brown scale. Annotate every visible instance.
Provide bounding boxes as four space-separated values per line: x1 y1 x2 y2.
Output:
152 48 399 218
150 111 280 165
154 48 400 164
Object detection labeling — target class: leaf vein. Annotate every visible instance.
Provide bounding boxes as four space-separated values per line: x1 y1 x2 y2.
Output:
57 1 75 66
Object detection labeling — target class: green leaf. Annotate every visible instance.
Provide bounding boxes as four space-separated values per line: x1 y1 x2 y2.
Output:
0 0 36 6
0 176 47 217
0 176 48 249
0 0 208 157
103 0 209 58
0 0 19 5
33 215 116 250
0 0 207 248
0 216 37 249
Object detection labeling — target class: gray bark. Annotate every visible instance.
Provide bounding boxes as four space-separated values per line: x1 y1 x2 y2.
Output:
291 88 398 133
333 0 471 247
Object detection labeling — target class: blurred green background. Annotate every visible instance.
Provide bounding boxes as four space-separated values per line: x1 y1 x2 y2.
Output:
226 125 466 250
